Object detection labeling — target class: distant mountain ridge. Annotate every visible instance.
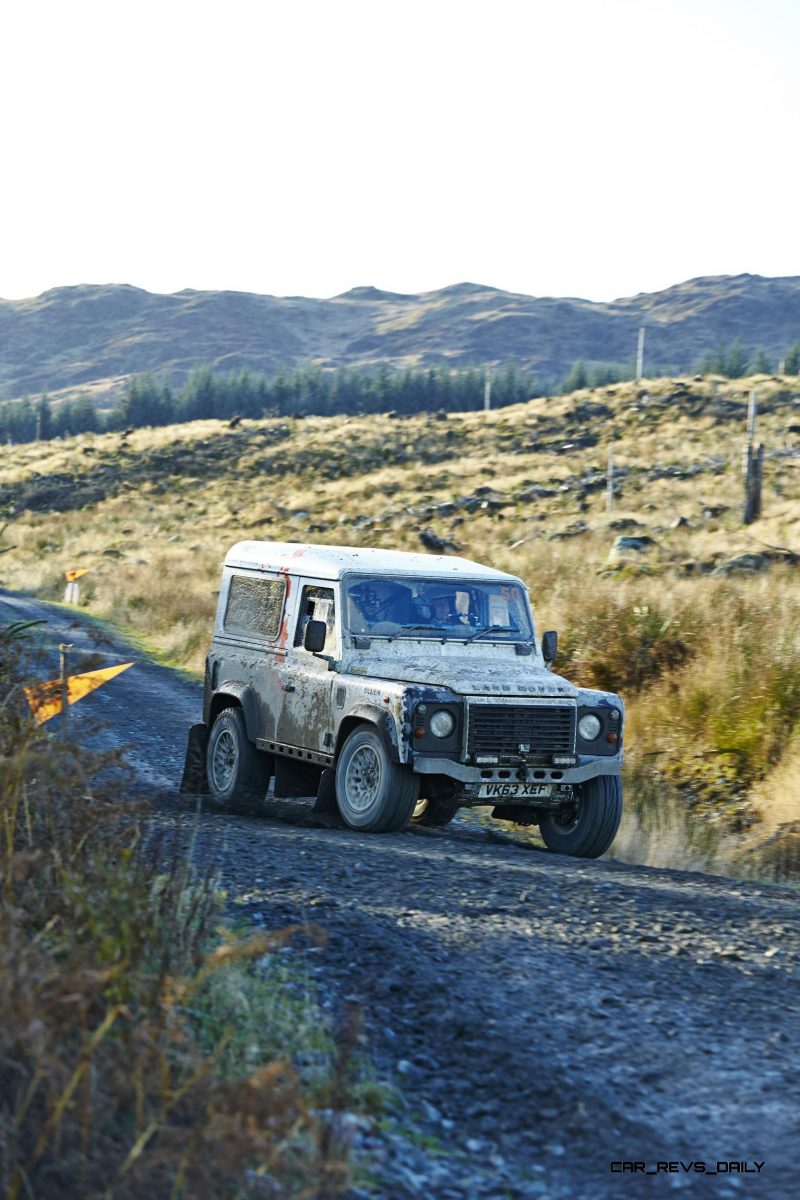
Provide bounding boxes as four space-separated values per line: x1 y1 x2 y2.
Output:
1 273 799 403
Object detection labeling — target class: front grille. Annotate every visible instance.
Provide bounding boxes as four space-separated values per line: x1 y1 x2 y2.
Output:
466 702 575 760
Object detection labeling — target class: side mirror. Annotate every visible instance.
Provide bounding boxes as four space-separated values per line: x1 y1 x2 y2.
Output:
541 630 558 666
304 619 327 653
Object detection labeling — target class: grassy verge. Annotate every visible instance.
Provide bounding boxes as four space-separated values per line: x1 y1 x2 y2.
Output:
0 624 363 1199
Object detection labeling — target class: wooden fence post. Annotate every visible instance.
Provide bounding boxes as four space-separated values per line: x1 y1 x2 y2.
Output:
742 390 763 525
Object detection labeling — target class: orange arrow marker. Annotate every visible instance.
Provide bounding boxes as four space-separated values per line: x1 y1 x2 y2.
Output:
65 568 90 582
24 662 134 725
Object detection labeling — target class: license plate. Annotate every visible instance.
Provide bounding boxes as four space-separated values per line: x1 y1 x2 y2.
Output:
478 782 553 799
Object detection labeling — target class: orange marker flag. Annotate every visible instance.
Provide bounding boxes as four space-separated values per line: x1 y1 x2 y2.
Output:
65 568 90 582
23 662 134 725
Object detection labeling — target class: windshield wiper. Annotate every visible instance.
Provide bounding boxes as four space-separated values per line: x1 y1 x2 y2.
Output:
363 623 446 643
462 623 520 643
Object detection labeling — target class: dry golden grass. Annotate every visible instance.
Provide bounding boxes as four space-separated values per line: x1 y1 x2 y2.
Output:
2 373 800 872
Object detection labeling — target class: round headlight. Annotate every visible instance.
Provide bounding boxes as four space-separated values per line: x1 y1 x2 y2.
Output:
578 713 602 741
429 709 455 738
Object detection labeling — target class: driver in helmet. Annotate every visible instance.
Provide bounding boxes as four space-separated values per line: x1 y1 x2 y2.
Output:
424 586 466 626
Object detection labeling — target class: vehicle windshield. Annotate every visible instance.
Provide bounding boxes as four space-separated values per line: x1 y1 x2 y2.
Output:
343 575 533 642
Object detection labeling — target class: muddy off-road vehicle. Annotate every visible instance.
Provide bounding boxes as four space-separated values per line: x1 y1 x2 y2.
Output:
181 542 624 857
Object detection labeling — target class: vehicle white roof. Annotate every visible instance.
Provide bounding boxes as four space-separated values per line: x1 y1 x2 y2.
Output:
225 541 522 584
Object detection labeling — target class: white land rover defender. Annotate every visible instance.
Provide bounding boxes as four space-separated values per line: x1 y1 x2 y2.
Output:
181 541 624 858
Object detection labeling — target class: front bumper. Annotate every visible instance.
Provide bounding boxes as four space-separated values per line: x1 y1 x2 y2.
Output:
412 754 622 786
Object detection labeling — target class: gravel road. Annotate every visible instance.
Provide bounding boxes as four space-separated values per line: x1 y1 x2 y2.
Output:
3 592 798 1199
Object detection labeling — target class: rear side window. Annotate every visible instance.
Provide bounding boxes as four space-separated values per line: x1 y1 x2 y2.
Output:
224 574 286 640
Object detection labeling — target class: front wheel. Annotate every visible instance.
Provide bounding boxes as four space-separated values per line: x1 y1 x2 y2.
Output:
335 726 419 832
539 776 622 859
206 707 271 805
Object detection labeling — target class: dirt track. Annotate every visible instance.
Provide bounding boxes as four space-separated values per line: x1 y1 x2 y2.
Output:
3 591 798 1199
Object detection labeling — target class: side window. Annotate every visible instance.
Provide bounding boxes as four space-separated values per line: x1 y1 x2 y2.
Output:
294 586 336 652
224 574 286 640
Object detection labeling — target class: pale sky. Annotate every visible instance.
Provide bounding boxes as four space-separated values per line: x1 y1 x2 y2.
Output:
1 0 797 303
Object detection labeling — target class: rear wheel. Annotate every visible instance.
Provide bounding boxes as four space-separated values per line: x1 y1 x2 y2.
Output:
539 776 622 859
206 707 271 805
335 726 419 832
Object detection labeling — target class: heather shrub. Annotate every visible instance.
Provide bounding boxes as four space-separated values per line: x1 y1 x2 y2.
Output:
0 624 353 1199
555 593 695 693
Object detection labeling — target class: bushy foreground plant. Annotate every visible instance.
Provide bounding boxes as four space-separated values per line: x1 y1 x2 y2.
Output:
0 628 355 1199
634 587 800 782
555 592 696 694
525 562 800 865
537 567 800 784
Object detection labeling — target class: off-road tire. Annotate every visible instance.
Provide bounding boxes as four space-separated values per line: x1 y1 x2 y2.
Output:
335 726 419 832
412 796 461 827
206 707 271 805
539 775 622 859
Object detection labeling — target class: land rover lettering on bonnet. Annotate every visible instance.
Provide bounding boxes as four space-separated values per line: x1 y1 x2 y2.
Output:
181 542 624 857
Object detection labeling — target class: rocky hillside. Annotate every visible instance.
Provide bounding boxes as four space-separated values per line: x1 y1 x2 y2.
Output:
1 273 799 403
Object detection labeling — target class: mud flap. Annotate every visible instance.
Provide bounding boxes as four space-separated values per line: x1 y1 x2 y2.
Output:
179 723 210 795
312 767 337 815
311 767 346 827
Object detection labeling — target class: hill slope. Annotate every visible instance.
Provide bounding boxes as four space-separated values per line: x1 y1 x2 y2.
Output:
1 273 799 402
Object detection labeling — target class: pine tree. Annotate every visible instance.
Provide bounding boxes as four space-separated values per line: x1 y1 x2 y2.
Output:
696 340 727 375
12 398 37 442
782 341 800 375
36 396 53 439
726 338 747 378
71 394 99 433
177 367 216 421
563 361 588 393
749 347 772 375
